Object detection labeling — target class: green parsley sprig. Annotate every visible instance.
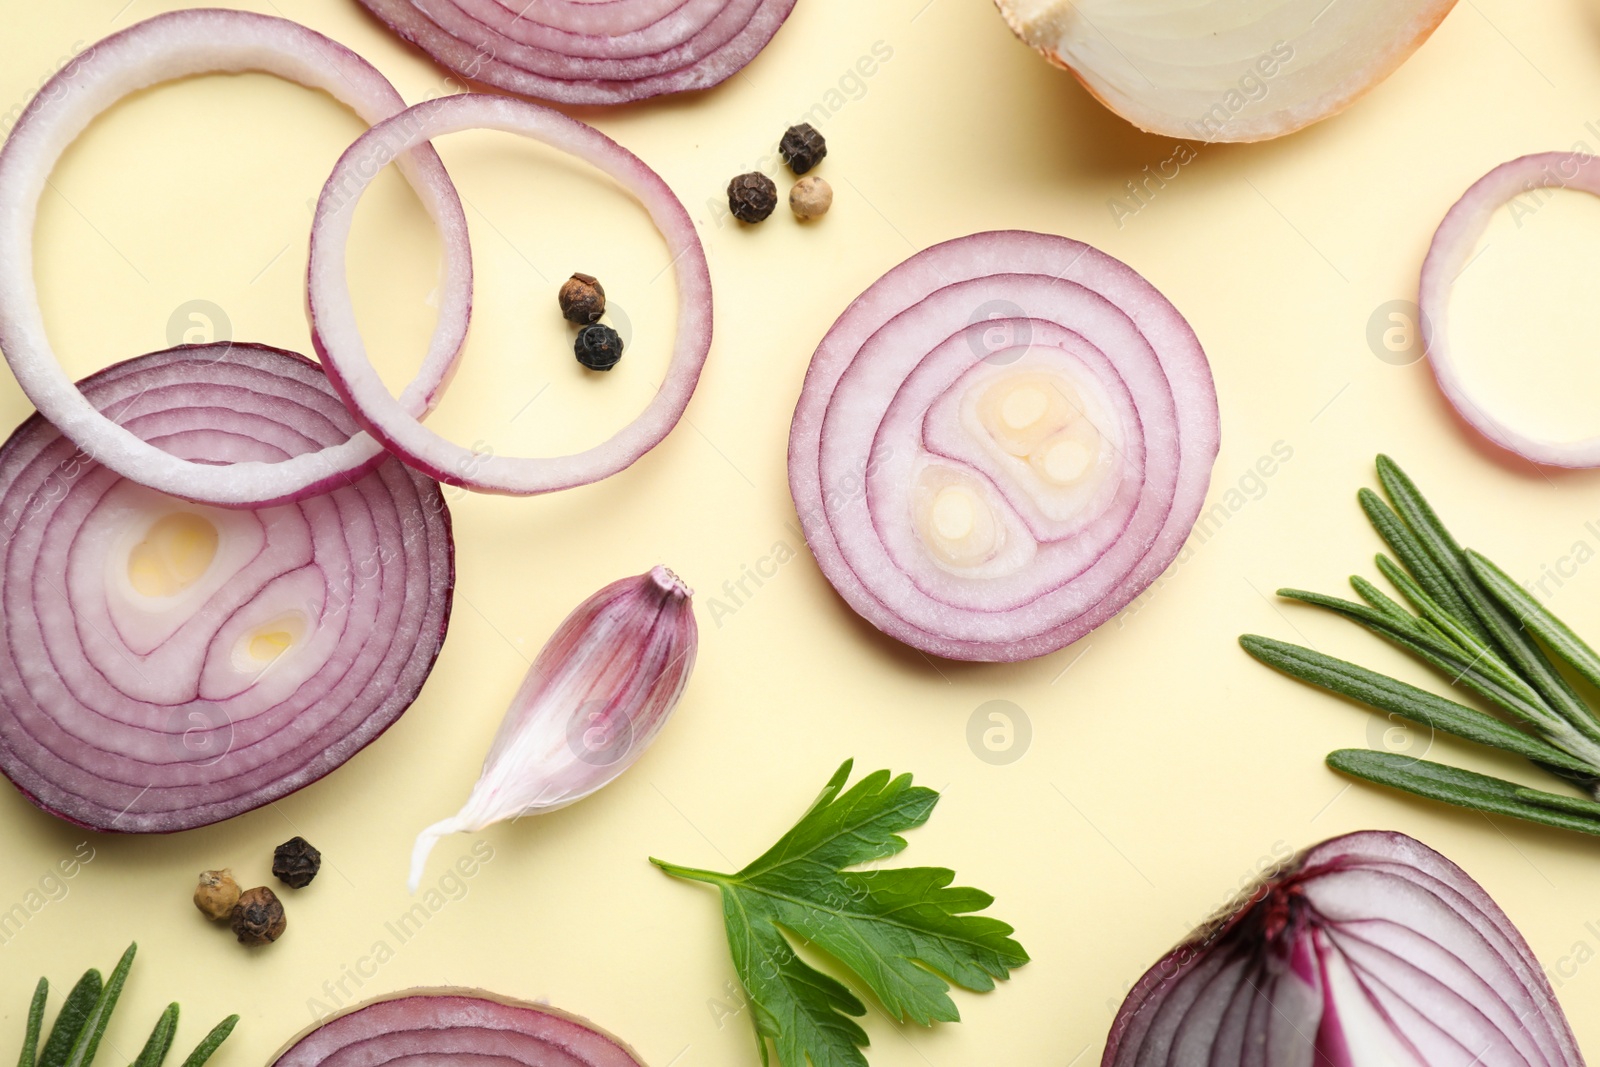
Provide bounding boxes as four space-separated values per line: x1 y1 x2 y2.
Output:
651 760 1028 1067
1242 455 1600 834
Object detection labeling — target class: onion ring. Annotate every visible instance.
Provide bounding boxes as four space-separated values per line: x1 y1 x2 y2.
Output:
0 344 454 833
308 92 713 496
0 9 473 508
1420 151 1600 467
789 231 1219 662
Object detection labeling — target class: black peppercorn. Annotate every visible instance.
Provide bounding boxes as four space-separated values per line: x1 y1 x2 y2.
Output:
727 172 778 223
272 836 321 888
778 124 827 175
575 324 624 371
230 886 286 945
558 272 606 325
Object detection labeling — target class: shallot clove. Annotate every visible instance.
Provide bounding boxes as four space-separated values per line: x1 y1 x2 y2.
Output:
408 567 697 892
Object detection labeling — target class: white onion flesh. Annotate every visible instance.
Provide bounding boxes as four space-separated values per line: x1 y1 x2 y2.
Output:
271 991 643 1067
308 92 713 496
1104 831 1584 1067
0 345 453 833
994 0 1457 142
354 0 799 106
0 8 473 508
788 230 1219 662
1419 152 1600 467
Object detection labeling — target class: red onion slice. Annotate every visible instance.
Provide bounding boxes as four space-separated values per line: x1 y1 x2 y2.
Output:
272 991 643 1067
0 9 473 508
788 231 1218 662
1419 152 1600 467
0 344 454 833
354 0 797 105
1105 831 1583 1067
308 93 712 496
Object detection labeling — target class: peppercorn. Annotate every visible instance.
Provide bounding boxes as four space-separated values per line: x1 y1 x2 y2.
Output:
779 124 827 175
230 886 286 945
574 325 624 371
558 273 606 325
789 176 833 220
193 869 240 922
727 172 778 223
272 836 321 888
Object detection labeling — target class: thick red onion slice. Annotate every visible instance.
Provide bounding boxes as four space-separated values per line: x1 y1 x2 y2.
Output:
308 93 712 495
788 231 1219 662
1105 831 1583 1067
1420 152 1600 467
272 991 642 1067
354 0 797 105
0 345 454 833
0 9 473 508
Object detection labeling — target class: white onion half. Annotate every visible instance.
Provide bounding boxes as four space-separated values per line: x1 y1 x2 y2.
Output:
788 231 1218 663
308 92 713 496
1419 152 1600 467
994 0 1457 142
0 8 473 508
1105 831 1583 1067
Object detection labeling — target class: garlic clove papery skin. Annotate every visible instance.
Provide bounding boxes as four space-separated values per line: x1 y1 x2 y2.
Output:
409 566 696 892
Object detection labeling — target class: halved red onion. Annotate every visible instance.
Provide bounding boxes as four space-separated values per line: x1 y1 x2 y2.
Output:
354 0 798 105
272 991 642 1067
1105 831 1582 1067
788 231 1219 662
1420 152 1600 467
0 344 454 833
0 9 473 508
308 93 712 495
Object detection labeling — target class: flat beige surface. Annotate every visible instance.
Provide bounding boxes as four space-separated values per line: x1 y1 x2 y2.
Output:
3 0 1600 1064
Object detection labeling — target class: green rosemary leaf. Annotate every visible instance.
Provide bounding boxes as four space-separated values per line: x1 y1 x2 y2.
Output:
63 945 135 1067
1327 749 1600 836
39 973 101 1067
1349 576 1428 631
19 979 47 1067
175 1017 237 1067
1512 785 1600 819
130 1006 178 1067
1469 549 1600 701
1358 486 1484 642
1241 635 1594 773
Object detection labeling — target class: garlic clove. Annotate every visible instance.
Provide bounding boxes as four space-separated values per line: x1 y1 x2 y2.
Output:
408 566 697 892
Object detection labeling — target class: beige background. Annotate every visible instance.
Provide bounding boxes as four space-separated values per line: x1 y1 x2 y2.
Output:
3 0 1600 1063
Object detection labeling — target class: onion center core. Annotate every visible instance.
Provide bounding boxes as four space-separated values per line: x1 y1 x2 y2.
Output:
126 512 219 597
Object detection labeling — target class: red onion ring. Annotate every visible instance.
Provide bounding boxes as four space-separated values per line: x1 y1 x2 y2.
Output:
272 990 643 1067
354 0 797 106
308 93 713 496
1419 151 1600 467
788 231 1218 662
0 344 454 833
0 9 473 508
1105 830 1582 1067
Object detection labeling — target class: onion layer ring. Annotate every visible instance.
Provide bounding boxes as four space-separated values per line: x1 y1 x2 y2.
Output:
0 344 454 833
0 9 473 508
789 231 1219 662
308 92 713 496
271 990 643 1067
1420 151 1600 467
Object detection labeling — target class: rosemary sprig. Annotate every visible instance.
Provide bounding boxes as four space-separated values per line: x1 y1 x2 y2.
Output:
14 945 237 1067
1241 455 1600 837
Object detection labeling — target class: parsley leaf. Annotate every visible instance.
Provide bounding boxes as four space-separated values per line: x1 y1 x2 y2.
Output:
651 760 1029 1067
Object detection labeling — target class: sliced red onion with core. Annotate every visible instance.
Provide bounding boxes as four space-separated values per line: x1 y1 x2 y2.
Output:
308 93 712 495
1420 152 1600 467
788 231 1219 662
354 0 798 106
271 990 643 1067
1105 830 1583 1067
0 9 473 508
0 344 454 833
